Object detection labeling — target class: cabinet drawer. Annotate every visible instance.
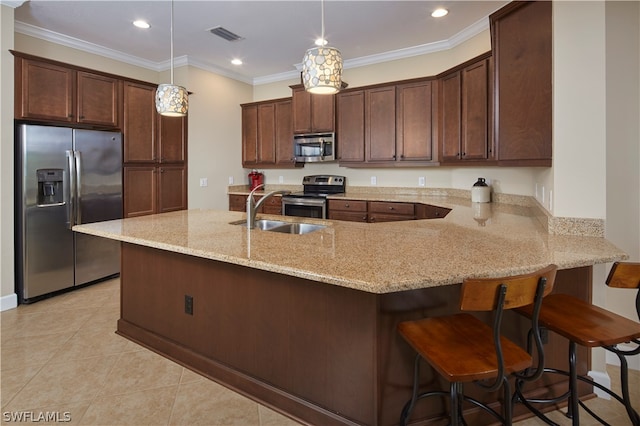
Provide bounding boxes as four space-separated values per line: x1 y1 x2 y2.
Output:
328 211 368 222
368 201 414 216
368 213 415 223
416 204 451 219
328 199 367 212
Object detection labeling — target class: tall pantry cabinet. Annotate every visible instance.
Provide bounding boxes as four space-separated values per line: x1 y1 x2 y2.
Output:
123 82 188 217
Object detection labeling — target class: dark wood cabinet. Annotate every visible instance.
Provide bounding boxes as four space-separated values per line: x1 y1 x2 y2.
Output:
327 199 368 222
439 53 493 164
368 201 415 223
338 79 437 166
366 86 397 162
336 91 366 162
123 81 188 217
291 85 335 134
123 82 156 163
228 194 282 215
396 80 436 162
491 1 552 166
76 71 120 127
15 55 120 127
416 204 451 219
242 98 295 168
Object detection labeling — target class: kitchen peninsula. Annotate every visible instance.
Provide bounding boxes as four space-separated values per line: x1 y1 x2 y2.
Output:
74 193 626 426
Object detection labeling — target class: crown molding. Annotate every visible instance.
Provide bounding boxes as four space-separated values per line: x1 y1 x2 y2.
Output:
14 13 492 87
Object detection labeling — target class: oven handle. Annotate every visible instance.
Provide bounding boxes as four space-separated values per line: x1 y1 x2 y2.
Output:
281 197 327 207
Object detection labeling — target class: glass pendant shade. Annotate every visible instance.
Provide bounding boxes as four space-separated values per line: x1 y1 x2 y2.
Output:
156 83 188 117
302 46 343 94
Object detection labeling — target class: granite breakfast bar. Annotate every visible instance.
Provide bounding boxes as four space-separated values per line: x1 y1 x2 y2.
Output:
73 195 627 426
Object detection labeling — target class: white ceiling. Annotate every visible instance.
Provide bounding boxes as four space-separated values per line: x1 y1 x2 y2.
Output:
10 1 509 85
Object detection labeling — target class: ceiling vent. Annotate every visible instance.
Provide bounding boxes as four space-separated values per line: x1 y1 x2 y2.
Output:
208 26 244 42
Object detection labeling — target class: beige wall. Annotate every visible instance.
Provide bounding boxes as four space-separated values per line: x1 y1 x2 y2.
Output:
1 5 16 308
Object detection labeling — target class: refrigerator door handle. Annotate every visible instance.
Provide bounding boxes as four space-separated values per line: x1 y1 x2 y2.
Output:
66 150 75 229
74 150 82 225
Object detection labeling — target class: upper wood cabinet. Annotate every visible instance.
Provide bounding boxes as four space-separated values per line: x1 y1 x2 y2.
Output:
122 81 188 218
439 53 493 164
337 78 436 166
396 80 436 162
242 98 296 168
491 1 552 166
14 55 120 128
291 85 335 134
123 82 156 163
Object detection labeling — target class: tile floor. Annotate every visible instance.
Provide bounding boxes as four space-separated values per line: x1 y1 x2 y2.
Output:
1 278 638 425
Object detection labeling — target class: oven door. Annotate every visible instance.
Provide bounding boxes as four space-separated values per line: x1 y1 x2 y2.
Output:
282 196 326 219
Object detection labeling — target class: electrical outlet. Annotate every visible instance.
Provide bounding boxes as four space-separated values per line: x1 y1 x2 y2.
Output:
549 189 553 211
228 176 234 185
371 176 377 186
279 176 284 184
199 178 208 187
184 295 193 315
418 176 426 187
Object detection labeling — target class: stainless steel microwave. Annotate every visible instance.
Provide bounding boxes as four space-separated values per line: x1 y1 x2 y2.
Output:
293 132 335 163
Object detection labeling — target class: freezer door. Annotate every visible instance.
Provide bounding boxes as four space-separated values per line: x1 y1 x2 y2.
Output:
73 129 123 286
16 124 74 301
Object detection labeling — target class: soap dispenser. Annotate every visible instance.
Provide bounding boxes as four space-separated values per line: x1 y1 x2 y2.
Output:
471 177 491 203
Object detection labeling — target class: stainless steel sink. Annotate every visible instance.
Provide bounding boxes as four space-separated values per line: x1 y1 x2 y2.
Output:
266 223 326 235
230 219 325 235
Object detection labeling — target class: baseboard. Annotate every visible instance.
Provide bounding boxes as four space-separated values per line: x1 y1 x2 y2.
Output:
606 343 640 371
588 369 611 399
0 293 18 311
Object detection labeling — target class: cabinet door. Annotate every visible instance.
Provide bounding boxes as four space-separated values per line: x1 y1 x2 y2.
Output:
257 104 276 164
123 82 156 163
229 194 247 212
397 80 434 161
292 87 312 133
292 86 335 133
242 105 258 166
158 115 187 163
336 91 365 162
158 165 187 213
461 60 489 160
439 71 462 161
77 71 120 127
366 86 396 162
275 100 294 165
492 1 552 164
311 92 335 132
123 166 156 218
17 58 74 122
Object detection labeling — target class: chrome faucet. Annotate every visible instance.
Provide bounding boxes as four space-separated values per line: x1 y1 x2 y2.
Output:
246 184 291 229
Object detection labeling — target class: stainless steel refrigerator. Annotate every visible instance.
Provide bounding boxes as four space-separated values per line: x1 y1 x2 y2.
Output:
15 124 123 303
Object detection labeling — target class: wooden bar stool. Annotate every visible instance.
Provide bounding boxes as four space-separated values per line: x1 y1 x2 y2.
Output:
397 264 557 426
515 261 640 425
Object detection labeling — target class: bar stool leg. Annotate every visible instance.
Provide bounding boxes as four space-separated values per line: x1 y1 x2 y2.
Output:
567 341 579 425
613 349 640 425
400 353 422 426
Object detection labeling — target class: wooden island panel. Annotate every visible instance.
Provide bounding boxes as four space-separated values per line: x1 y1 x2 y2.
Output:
118 242 592 426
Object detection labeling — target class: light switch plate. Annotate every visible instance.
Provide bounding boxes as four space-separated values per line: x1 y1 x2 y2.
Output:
418 177 425 187
371 176 377 186
200 178 208 187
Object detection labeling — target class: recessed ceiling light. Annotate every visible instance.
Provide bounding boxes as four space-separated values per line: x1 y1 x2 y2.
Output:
133 20 150 29
314 38 328 47
231 59 243 66
431 8 448 18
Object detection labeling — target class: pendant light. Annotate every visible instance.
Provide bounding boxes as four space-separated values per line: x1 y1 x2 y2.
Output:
301 0 343 95
155 0 188 116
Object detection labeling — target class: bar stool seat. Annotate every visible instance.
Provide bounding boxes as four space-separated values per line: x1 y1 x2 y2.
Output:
398 264 557 426
515 262 640 425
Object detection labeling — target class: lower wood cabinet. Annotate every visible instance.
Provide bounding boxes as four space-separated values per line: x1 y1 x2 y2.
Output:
124 165 187 217
328 199 450 223
228 194 282 215
327 200 368 222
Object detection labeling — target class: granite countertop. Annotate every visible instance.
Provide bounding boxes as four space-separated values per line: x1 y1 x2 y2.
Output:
73 194 627 294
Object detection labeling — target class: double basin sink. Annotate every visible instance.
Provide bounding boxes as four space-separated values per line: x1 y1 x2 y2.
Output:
231 219 326 235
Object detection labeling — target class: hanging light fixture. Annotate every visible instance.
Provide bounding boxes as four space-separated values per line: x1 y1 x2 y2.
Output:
155 0 188 116
301 0 343 95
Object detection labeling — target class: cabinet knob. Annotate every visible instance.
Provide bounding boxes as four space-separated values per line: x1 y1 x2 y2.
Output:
389 206 395 210
345 203 350 208
400 155 405 159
